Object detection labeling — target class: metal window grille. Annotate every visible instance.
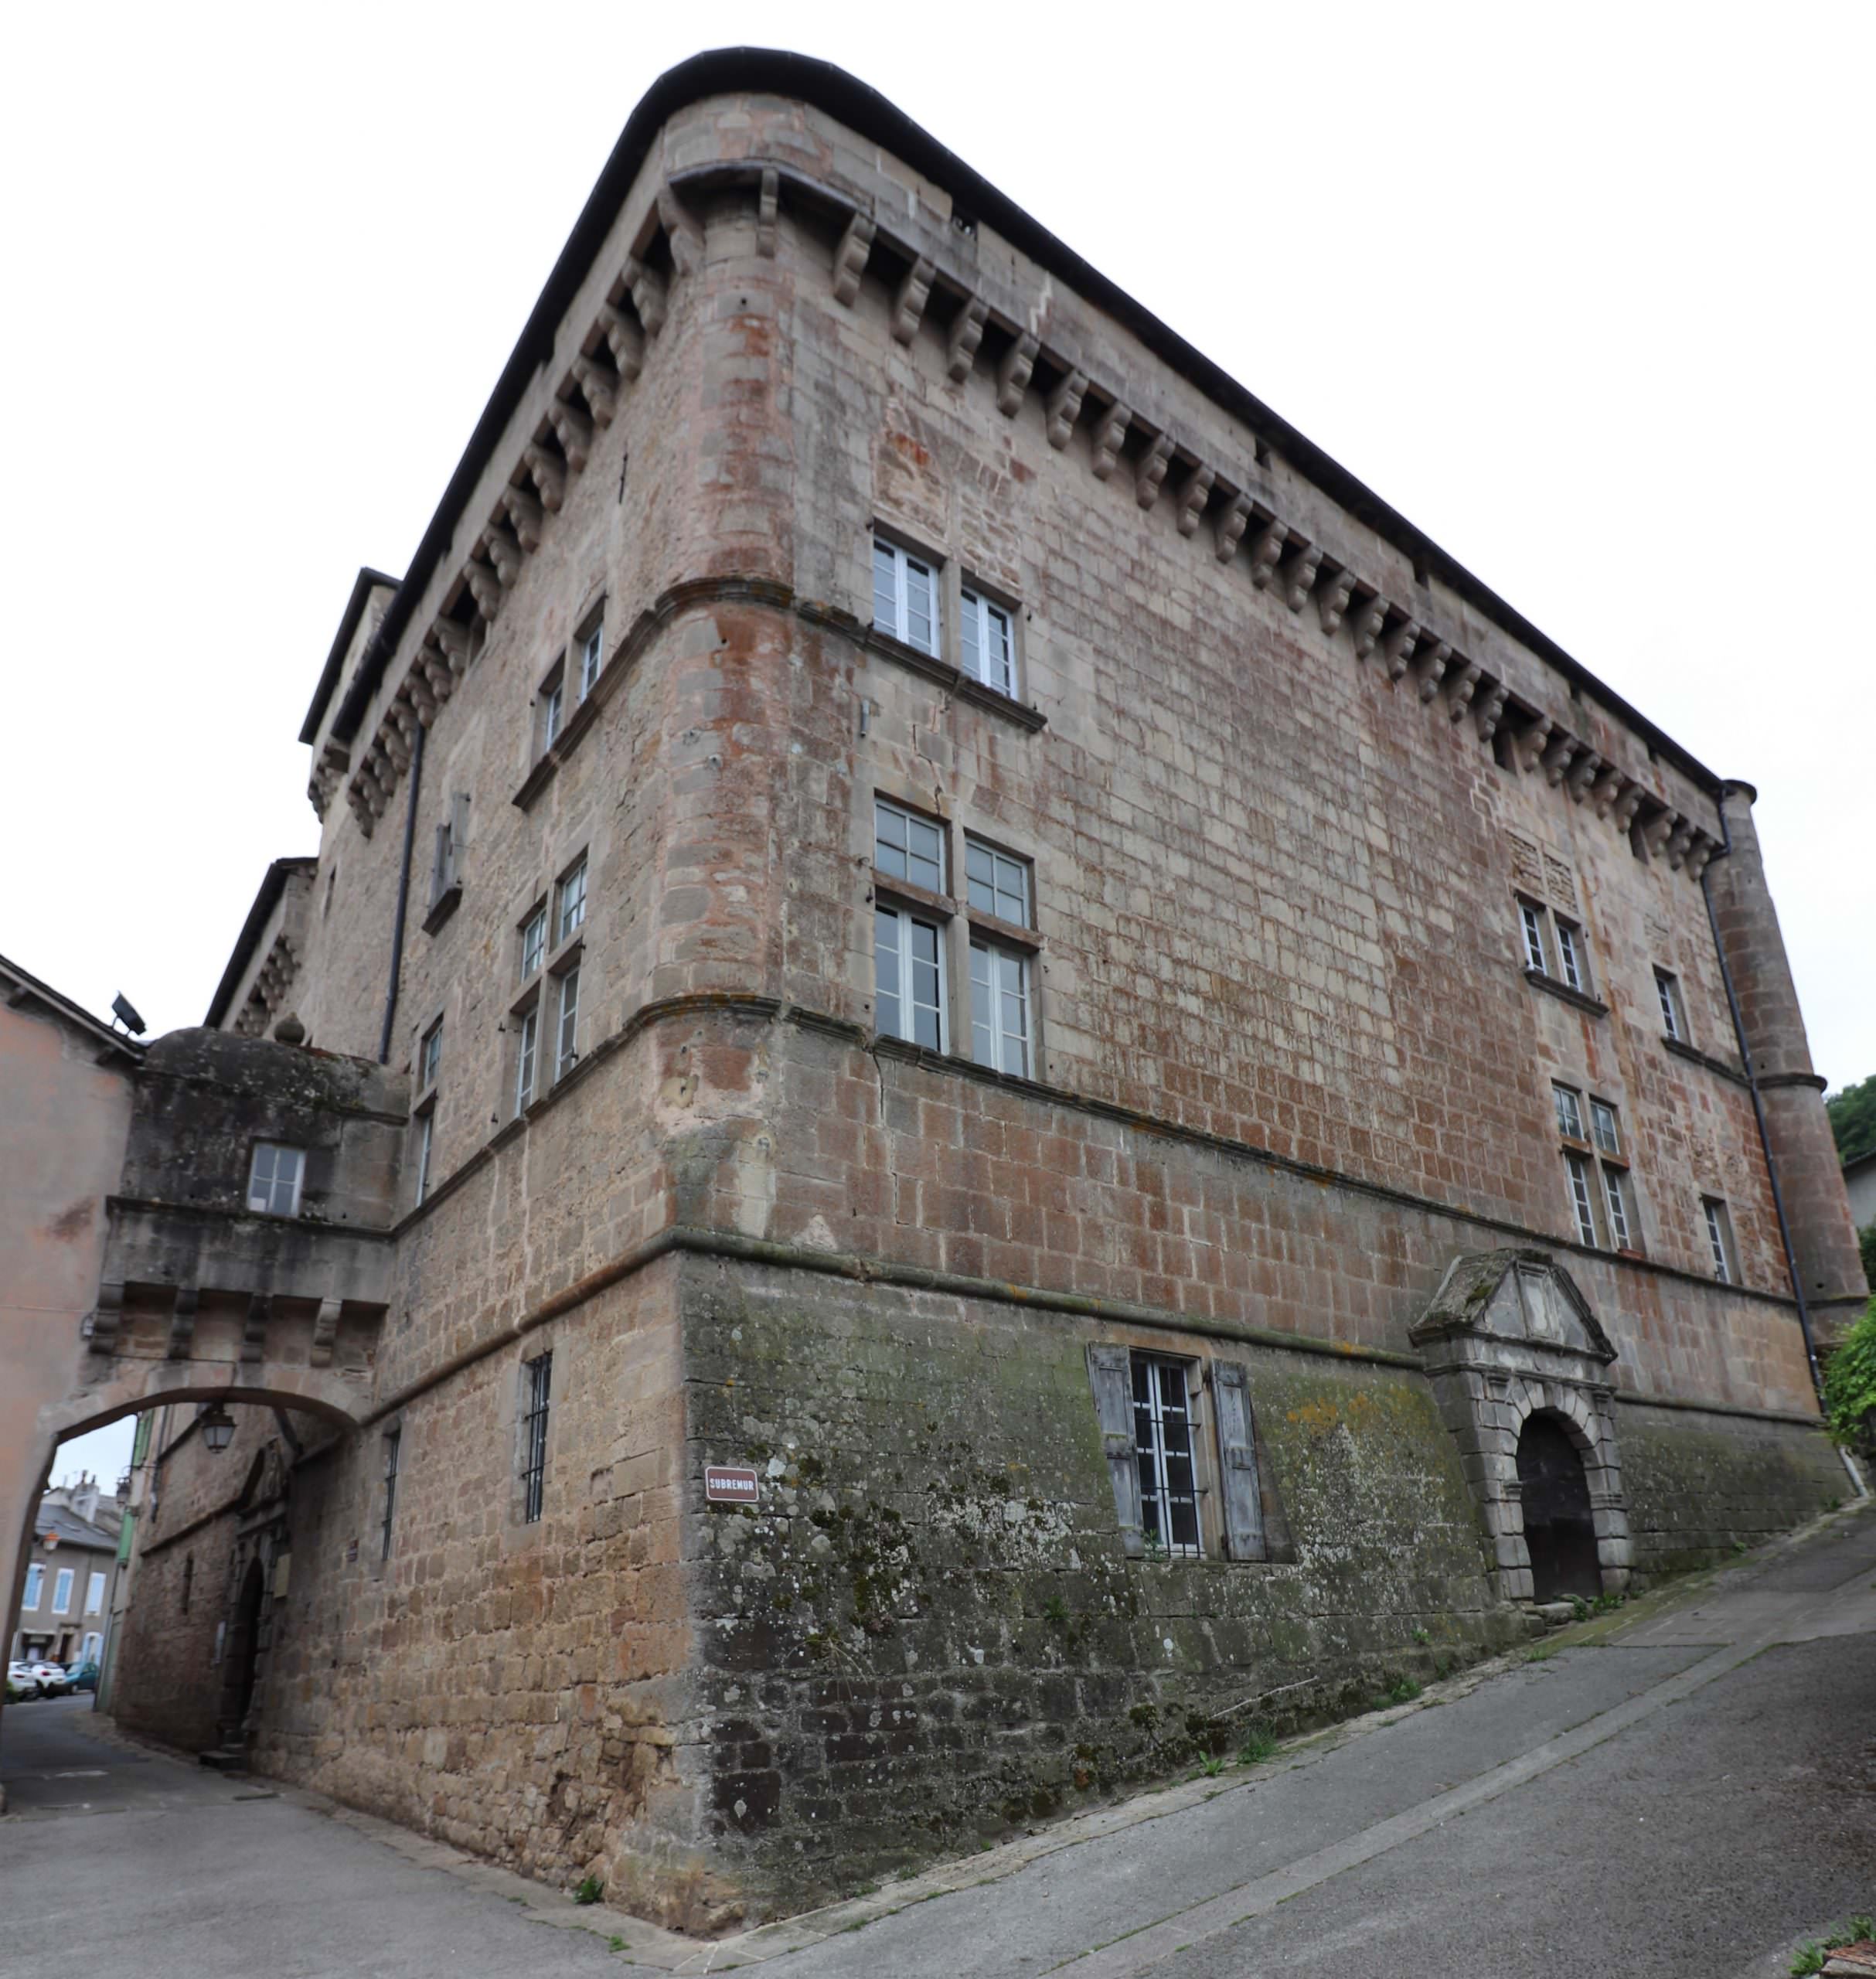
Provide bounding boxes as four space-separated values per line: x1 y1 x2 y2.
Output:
872 537 938 656
515 1007 539 1116
1565 1152 1600 1247
969 938 1030 1076
965 839 1031 926
874 905 944 1049
1132 1357 1202 1557
874 798 945 893
520 908 546 980
557 859 587 943
1555 921 1586 993
555 968 581 1078
380 1429 400 1561
1520 901 1548 972
520 1354 552 1523
247 1143 305 1216
1704 1200 1733 1282
959 588 1014 694
1553 1085 1585 1142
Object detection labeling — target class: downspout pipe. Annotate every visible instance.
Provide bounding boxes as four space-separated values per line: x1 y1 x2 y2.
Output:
378 722 425 1066
1700 808 1824 1407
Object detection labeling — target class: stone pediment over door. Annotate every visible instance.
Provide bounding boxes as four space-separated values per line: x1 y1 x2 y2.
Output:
1411 1249 1632 1604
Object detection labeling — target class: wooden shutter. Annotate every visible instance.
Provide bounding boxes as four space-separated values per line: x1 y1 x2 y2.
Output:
1211 1361 1268 1561
1086 1344 1143 1558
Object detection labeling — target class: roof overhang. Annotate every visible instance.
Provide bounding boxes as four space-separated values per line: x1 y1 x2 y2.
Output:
203 857 319 1028
325 46 1722 795
300 566 401 744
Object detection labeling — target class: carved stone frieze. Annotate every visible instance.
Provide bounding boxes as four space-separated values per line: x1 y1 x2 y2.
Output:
1247 519 1285 590
484 526 524 589
1541 732 1578 787
502 483 545 553
1282 543 1323 612
571 356 618 426
1445 660 1482 720
465 559 502 623
1382 617 1420 681
891 257 935 345
1316 565 1357 635
1089 399 1129 479
832 212 876 305
546 400 592 473
1214 490 1253 563
1474 680 1510 742
523 442 567 513
1415 639 1452 701
656 186 704 280
996 333 1038 417
1045 369 1087 450
1135 429 1173 509
599 304 645 382
1173 464 1214 537
622 256 668 337
1350 592 1387 661
946 297 987 381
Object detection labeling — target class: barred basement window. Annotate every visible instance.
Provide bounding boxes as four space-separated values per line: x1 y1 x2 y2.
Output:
1703 1197 1737 1283
520 1353 552 1523
380 1429 400 1562
872 536 939 656
1133 1358 1202 1558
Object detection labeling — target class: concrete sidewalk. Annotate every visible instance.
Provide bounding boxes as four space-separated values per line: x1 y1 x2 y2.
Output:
2 1503 1871 1978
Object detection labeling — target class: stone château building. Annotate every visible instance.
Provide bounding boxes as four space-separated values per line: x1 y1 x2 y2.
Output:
22 47 1867 1927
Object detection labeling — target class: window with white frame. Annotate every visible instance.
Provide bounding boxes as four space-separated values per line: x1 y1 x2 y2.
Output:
1518 898 1550 973
556 857 587 945
1133 1357 1202 1558
519 904 546 982
85 1572 105 1616
871 536 939 656
1554 918 1590 995
246 1143 305 1217
419 1019 443 1093
965 838 1030 928
1556 1085 1637 1251
959 586 1015 696
874 797 945 894
539 660 566 753
1656 968 1687 1042
22 1563 43 1609
514 1005 540 1116
875 906 945 1050
52 1567 73 1616
969 940 1031 1076
577 608 604 701
1702 1197 1737 1282
414 1109 435 1206
553 966 581 1080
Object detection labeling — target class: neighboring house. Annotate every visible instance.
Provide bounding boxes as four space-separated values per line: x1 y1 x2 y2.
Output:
1844 1148 1876 1232
28 47 1873 1929
11 1494 121 1669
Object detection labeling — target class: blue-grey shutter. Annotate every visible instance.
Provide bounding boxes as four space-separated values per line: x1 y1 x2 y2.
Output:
1211 1361 1268 1561
1086 1344 1143 1557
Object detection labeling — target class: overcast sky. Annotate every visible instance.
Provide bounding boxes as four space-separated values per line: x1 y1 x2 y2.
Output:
14 6 1872 1484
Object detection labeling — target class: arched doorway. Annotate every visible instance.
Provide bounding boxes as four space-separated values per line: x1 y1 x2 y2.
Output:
1517 1412 1602 1603
220 1556 266 1742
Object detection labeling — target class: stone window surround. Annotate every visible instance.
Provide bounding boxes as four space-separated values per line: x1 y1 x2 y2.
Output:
1411 1250 1633 1606
868 787 1044 1075
1516 893 1608 1018
1552 1082 1641 1259
867 519 1033 717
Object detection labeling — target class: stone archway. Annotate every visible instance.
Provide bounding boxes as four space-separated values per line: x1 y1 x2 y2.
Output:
1411 1249 1633 1605
1517 1411 1601 1602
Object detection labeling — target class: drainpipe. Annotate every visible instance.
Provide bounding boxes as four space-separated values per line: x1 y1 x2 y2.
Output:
1699 808 1823 1407
377 722 424 1065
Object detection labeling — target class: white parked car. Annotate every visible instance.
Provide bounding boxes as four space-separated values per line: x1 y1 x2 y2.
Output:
25 1661 69 1696
7 1659 43 1695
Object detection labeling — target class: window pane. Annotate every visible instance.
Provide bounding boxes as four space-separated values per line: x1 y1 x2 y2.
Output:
521 910 545 979
875 799 908 878
872 539 898 636
904 557 935 654
1557 923 1582 990
1520 903 1546 971
1554 1086 1581 1140
998 949 1030 1077
966 842 994 915
557 968 581 1073
960 591 982 680
581 618 603 697
516 1010 537 1115
543 683 563 746
909 919 941 1049
1591 1102 1619 1156
558 860 587 942
906 813 944 893
986 604 1013 693
995 851 1030 926
875 908 903 1038
1566 1153 1598 1245
970 941 995 1066
1603 1168 1630 1248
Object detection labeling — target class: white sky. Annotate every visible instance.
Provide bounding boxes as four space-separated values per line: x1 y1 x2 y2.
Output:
12 6 1874 1479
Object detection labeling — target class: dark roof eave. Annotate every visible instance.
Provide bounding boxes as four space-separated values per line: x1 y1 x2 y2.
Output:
299 567 402 745
203 857 319 1028
0 952 143 1063
328 46 1721 797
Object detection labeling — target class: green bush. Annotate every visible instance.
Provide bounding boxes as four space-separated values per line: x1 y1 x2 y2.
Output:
1821 1299 1876 1446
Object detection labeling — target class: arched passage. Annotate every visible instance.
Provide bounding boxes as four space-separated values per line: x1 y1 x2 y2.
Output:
1517 1411 1602 1603
220 1556 267 1742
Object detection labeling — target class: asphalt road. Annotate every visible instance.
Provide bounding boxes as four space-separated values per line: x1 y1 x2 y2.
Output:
2 1506 1871 1978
